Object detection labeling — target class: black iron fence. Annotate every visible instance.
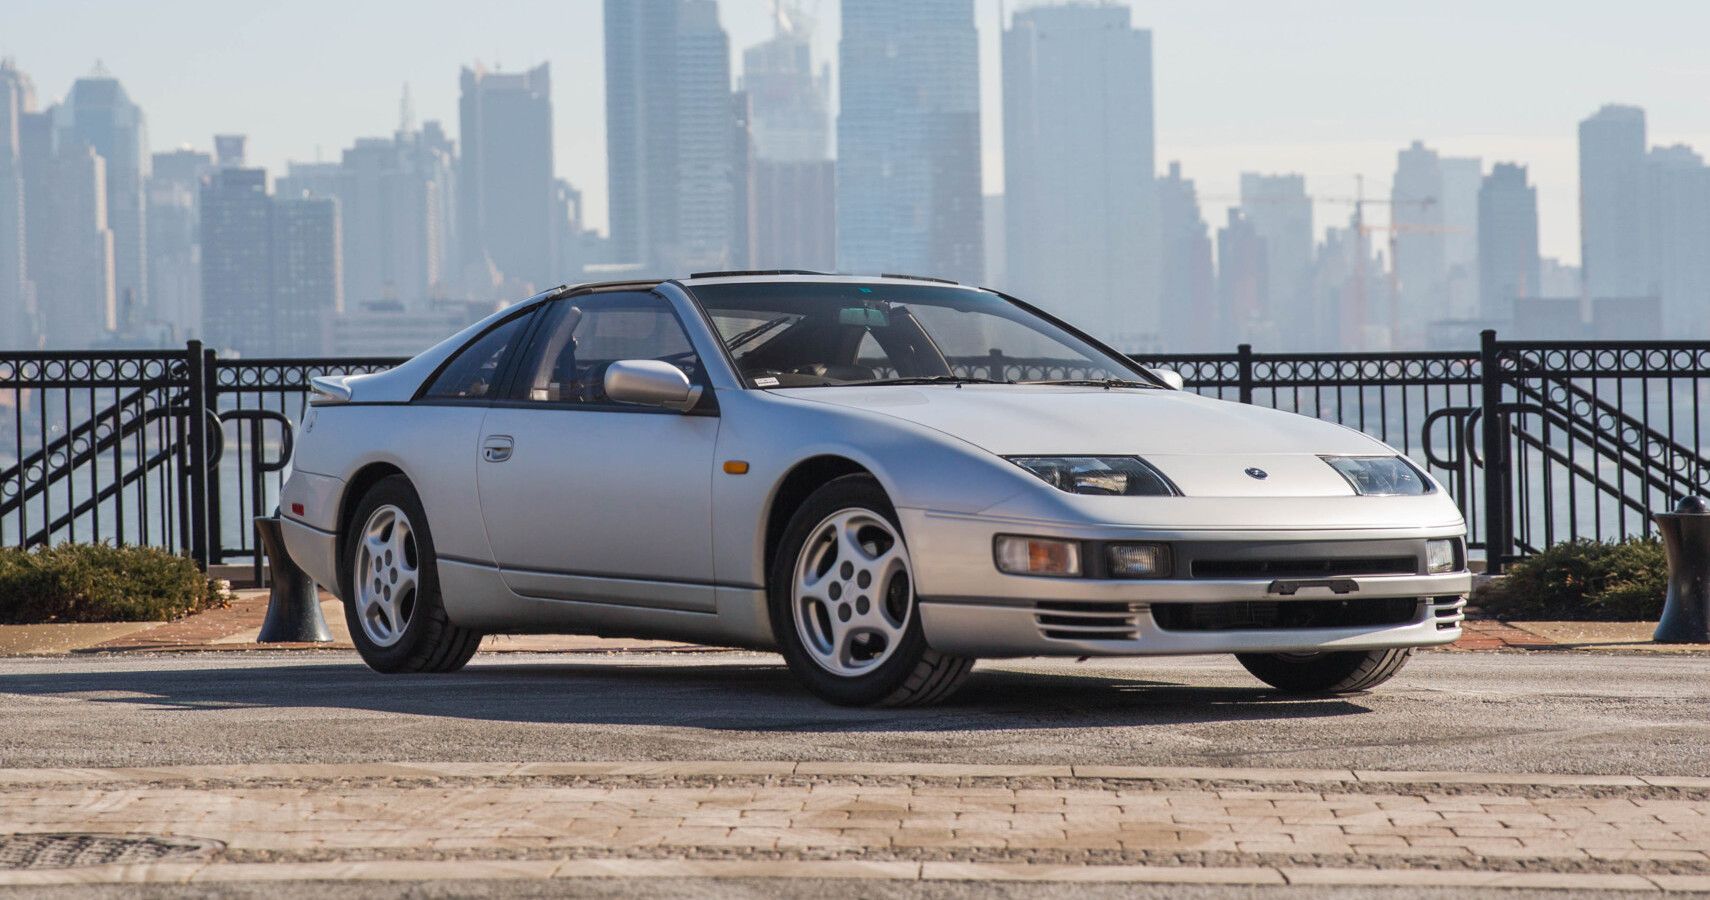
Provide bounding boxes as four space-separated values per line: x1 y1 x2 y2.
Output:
4 333 1708 575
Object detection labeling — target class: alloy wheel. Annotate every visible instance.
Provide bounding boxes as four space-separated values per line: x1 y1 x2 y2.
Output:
352 504 419 648
791 508 913 676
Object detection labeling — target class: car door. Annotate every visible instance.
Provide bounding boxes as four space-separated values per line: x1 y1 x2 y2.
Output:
405 308 539 565
475 290 720 611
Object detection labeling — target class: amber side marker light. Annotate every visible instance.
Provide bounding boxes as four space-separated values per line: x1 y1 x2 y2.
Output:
723 460 750 475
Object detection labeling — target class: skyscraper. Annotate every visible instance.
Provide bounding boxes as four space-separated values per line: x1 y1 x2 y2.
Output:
673 0 736 270
147 147 212 339
1438 156 1482 320
54 70 148 324
1579 105 1648 300
1158 162 1215 349
37 144 117 346
324 124 456 308
1003 3 1156 343
1238 173 1311 346
1643 145 1710 334
1391 140 1447 339
839 0 983 284
1477 162 1539 322
0 60 32 347
742 5 835 271
458 63 554 292
604 0 737 272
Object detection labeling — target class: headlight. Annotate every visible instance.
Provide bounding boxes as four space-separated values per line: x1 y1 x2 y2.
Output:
1322 456 1432 496
1426 539 1459 574
1008 456 1177 496
994 536 1082 577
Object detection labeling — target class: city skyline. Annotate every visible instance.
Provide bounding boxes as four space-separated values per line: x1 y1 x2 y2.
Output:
8 1 1710 265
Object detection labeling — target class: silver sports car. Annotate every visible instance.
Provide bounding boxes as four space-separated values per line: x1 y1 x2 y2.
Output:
280 273 1471 706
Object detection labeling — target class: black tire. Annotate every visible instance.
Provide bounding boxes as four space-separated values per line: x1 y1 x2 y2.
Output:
339 475 482 674
1236 647 1413 694
768 474 973 707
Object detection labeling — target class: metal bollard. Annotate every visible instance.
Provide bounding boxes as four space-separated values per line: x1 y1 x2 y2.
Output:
1653 496 1710 644
254 516 333 643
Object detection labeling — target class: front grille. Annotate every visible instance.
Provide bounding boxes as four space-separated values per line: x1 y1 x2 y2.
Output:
1189 556 1418 579
1034 601 1141 641
1150 597 1421 632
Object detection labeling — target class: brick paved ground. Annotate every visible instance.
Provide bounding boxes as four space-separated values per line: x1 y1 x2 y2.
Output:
1 762 1707 891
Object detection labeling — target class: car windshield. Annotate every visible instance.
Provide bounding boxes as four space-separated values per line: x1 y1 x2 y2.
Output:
685 282 1153 388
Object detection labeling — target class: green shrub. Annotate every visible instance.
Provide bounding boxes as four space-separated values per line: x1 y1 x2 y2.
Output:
0 544 229 625
1475 537 1668 621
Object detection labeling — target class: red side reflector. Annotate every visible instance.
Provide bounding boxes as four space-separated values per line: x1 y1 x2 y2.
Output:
290 503 305 516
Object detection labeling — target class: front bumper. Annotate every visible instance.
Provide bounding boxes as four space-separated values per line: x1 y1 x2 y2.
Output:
900 508 1471 658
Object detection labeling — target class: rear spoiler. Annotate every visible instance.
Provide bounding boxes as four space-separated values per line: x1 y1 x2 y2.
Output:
308 375 353 405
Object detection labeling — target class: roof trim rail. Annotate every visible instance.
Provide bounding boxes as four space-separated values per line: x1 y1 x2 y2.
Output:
687 269 836 279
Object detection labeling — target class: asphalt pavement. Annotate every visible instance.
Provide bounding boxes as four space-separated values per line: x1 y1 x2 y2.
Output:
0 649 1705 777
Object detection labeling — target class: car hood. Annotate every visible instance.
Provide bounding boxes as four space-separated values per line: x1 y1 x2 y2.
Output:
773 384 1398 498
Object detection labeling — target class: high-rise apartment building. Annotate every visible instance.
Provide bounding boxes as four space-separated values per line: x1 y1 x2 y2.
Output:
0 60 33 347
1579 105 1648 300
1476 162 1539 322
458 63 554 292
839 0 983 284
1158 162 1215 350
327 126 456 308
200 168 272 353
270 196 341 353
201 167 342 355
742 6 835 271
54 71 148 323
1238 173 1311 346
1003 3 1156 343
1438 156 1482 319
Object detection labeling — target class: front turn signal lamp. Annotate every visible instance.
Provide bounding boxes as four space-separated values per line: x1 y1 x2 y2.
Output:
994 536 1082 577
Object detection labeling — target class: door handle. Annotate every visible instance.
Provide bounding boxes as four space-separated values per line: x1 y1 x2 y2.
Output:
481 435 514 463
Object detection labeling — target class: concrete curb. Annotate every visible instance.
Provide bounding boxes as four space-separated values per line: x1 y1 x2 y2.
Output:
0 759 1704 790
1 857 1706 891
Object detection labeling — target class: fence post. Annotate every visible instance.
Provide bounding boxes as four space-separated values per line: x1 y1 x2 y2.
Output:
185 341 211 570
1236 344 1254 404
203 346 223 568
1479 329 1508 574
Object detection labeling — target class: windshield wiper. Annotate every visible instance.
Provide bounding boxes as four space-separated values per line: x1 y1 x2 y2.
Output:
1020 378 1159 389
725 315 796 352
847 374 1012 386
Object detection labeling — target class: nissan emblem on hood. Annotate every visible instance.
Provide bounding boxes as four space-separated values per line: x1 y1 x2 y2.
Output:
1245 467 1269 480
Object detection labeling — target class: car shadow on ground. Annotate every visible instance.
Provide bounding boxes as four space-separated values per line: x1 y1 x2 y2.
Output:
0 656 1372 733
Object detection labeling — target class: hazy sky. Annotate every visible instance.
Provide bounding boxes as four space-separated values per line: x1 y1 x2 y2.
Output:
7 0 1710 265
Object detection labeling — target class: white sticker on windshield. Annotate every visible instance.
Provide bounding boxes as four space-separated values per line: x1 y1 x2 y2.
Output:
754 376 780 387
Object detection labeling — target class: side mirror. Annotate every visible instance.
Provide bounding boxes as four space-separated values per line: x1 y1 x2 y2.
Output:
604 360 704 412
1146 367 1185 391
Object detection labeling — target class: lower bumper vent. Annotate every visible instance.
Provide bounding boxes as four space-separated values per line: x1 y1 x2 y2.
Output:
1035 601 1142 641
1151 597 1420 632
1431 595 1467 631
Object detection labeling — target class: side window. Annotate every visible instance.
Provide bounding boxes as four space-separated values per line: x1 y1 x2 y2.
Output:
513 292 702 405
420 312 532 400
